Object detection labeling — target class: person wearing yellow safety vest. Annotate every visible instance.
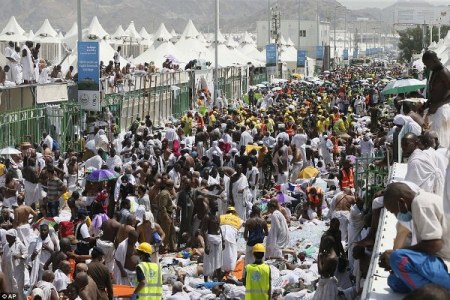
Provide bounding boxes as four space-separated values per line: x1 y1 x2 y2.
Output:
244 243 271 300
133 243 162 300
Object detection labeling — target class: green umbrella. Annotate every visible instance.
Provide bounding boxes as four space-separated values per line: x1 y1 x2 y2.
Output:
381 79 426 95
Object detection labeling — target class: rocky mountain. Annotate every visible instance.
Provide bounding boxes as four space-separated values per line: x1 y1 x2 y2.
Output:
0 0 383 34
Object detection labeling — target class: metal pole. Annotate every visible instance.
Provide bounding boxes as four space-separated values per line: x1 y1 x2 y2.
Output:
333 6 337 69
344 11 347 65
214 0 219 101
297 0 301 49
77 0 82 42
268 0 271 45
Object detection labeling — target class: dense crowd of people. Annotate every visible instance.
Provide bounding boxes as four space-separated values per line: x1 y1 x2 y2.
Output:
0 49 449 300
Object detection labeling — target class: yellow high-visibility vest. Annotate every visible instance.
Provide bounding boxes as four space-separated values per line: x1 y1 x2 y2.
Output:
245 263 270 300
136 262 162 299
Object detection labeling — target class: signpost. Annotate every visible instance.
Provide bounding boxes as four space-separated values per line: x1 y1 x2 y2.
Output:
316 46 324 60
266 43 277 66
297 50 307 67
77 41 100 111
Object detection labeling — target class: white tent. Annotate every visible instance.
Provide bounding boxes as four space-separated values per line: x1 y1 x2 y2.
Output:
205 43 245 67
170 29 178 38
139 27 151 41
226 36 239 49
64 23 78 39
153 23 172 41
279 45 298 62
34 19 58 39
34 19 62 64
286 37 295 47
240 43 265 62
0 16 27 42
111 25 126 42
134 41 183 67
239 32 254 45
175 37 208 62
61 39 128 74
86 16 109 40
181 20 200 39
26 30 35 40
124 21 141 42
204 30 226 44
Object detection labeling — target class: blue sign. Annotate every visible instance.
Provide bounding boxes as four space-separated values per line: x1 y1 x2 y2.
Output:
297 50 307 67
316 46 324 60
77 41 100 111
343 49 349 60
353 49 358 59
266 44 277 66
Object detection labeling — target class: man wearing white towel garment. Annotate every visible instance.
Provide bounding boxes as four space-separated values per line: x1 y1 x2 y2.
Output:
1 229 27 300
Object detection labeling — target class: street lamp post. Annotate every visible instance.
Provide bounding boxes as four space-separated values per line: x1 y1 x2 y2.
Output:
214 0 219 102
77 0 82 41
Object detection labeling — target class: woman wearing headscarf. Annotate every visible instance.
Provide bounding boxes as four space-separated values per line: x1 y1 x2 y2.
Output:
206 141 223 167
94 129 109 153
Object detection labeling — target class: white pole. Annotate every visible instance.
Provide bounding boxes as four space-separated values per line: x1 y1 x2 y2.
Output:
214 0 219 101
77 0 82 42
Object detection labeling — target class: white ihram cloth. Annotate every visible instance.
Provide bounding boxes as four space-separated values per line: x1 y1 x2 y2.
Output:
97 238 115 271
429 104 450 149
114 238 138 285
231 174 251 221
424 147 448 196
220 224 239 272
24 179 40 206
29 235 55 286
37 281 57 300
331 210 351 243
21 45 34 82
347 204 365 269
53 269 70 292
1 240 27 300
405 149 444 196
266 210 289 258
312 277 338 300
204 234 223 276
16 223 33 248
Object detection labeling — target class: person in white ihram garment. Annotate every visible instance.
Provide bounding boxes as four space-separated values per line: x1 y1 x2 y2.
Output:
402 133 444 196
265 199 289 258
219 207 242 276
1 229 27 300
229 164 251 221
21 41 34 84
422 50 450 149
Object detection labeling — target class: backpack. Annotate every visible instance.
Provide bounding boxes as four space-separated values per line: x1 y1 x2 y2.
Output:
59 221 75 238
247 222 265 247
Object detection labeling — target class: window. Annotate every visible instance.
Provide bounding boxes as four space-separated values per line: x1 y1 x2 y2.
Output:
299 30 306 37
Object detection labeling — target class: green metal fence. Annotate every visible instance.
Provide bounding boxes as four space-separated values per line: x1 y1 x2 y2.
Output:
355 155 389 206
0 103 82 152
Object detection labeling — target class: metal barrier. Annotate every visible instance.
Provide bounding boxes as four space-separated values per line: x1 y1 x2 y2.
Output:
102 67 253 131
0 103 82 152
354 155 389 206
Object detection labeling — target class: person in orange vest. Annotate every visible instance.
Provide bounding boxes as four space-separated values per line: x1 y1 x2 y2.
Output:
339 159 354 190
306 186 324 219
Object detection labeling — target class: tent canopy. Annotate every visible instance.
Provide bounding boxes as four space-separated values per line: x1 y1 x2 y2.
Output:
153 23 172 41
0 16 27 42
181 20 200 39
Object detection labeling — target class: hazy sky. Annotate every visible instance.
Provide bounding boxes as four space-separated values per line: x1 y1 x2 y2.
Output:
339 0 450 9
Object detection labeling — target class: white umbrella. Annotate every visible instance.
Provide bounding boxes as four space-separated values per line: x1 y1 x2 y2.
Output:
272 87 282 92
256 84 266 88
0 147 22 155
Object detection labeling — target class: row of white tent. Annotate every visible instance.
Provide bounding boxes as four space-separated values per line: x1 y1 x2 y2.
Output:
0 16 304 71
412 31 450 71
